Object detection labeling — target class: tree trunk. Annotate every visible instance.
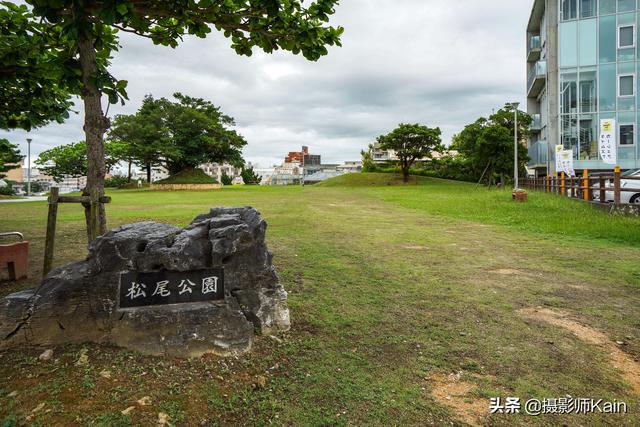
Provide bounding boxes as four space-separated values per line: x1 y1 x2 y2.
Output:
127 160 132 182
78 28 109 243
146 163 151 183
402 159 410 183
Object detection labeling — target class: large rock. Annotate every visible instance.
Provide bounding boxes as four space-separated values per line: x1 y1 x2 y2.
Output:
0 207 290 357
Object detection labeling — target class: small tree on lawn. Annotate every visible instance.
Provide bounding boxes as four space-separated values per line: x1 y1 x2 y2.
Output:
0 139 23 179
241 166 262 185
360 143 377 172
1 0 343 240
36 141 122 183
376 124 443 183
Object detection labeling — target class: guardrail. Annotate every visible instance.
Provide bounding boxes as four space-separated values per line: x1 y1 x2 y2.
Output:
521 168 640 206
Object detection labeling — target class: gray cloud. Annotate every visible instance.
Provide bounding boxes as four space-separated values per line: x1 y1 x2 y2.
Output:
1 0 530 166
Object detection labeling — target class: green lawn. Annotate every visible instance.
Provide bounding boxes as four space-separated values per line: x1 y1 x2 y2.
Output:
1 174 639 426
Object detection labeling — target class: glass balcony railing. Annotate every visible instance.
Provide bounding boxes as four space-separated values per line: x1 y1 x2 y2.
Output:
527 140 548 166
529 36 541 52
527 61 547 94
530 114 542 130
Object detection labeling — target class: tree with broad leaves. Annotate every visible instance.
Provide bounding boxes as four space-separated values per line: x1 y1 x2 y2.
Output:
2 0 343 241
376 124 443 183
0 139 23 179
451 104 530 187
0 2 74 130
108 93 247 180
161 93 247 174
36 140 124 183
108 95 175 183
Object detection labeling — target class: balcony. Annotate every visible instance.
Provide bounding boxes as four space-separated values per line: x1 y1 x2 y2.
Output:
527 36 541 62
527 140 548 168
530 114 542 131
527 61 546 98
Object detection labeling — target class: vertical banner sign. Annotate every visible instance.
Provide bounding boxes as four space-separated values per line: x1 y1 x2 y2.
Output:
599 119 617 165
555 146 575 176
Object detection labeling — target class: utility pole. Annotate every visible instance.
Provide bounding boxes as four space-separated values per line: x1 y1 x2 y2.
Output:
511 103 520 189
26 138 32 196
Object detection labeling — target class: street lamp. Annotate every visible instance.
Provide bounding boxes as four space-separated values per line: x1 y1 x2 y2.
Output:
510 102 520 190
26 138 32 196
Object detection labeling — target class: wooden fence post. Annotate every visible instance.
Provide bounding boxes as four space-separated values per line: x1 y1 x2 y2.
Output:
614 166 621 206
582 169 589 201
561 172 565 196
599 176 606 203
43 187 59 277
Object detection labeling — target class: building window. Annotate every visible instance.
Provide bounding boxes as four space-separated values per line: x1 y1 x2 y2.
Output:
579 70 597 113
618 75 635 97
620 124 635 145
618 25 635 48
561 0 577 21
618 0 636 13
580 0 596 18
561 71 578 114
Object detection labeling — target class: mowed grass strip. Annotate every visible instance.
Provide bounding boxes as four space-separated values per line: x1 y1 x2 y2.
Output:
0 174 638 426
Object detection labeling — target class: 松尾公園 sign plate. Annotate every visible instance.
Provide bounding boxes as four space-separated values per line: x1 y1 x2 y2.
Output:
118 268 224 308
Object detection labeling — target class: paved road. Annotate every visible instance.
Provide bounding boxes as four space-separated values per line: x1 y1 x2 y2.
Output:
0 196 47 203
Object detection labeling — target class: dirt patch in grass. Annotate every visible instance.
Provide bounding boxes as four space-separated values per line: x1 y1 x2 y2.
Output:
402 245 428 251
428 372 486 427
490 268 523 275
519 307 640 395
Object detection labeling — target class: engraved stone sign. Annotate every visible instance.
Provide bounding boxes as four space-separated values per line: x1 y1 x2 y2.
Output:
119 268 224 308
0 207 291 357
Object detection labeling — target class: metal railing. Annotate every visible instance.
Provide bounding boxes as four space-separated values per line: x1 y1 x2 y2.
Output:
521 168 640 206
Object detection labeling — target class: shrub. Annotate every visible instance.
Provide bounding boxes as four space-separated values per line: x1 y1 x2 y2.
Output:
0 180 16 196
155 169 218 184
22 181 44 193
221 172 233 186
241 166 262 185
105 175 130 188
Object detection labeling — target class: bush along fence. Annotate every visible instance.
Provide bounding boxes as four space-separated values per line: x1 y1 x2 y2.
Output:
521 167 640 206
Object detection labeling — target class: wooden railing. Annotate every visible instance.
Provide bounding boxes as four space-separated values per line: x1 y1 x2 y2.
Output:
521 167 640 206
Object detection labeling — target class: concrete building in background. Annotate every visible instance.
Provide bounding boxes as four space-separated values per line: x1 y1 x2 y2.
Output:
527 0 640 176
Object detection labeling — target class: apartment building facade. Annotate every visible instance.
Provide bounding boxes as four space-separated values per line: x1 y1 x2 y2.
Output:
527 0 640 175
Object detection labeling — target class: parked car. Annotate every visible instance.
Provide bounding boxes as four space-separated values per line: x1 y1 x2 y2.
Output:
592 168 640 204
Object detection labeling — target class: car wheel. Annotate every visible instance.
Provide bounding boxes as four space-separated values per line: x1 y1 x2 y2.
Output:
631 194 640 204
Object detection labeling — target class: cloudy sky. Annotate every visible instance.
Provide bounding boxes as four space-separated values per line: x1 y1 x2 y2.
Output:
2 0 532 168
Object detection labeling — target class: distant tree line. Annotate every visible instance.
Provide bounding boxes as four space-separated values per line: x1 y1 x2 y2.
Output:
363 104 531 186
36 93 255 184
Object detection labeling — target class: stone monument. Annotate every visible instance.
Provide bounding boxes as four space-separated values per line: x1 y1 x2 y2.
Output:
0 207 290 357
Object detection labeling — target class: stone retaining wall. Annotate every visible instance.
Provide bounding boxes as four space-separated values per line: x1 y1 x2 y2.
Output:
150 183 222 191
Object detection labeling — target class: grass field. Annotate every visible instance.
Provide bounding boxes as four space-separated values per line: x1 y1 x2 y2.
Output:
0 174 639 426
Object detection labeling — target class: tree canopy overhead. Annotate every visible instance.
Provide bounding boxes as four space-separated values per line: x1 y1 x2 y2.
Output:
0 2 75 130
1 0 343 240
